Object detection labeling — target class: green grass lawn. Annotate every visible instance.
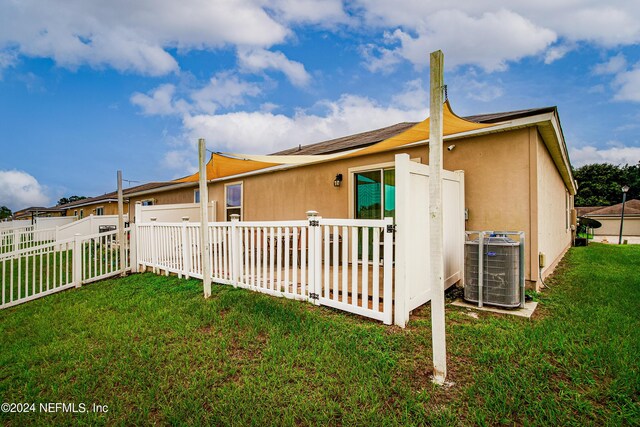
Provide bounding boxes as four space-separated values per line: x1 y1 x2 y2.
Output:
1 244 638 426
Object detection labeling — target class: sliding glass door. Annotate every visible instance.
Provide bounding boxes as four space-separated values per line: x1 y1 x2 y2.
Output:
354 168 395 260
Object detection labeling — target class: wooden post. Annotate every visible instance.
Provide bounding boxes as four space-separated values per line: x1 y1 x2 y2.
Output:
199 138 212 298
117 170 126 277
429 49 447 384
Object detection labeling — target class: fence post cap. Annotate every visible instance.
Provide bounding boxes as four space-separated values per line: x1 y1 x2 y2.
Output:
230 214 240 221
181 217 190 222
306 210 319 218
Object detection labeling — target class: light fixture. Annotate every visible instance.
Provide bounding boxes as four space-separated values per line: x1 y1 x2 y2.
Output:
619 185 630 244
447 144 456 151
334 173 343 187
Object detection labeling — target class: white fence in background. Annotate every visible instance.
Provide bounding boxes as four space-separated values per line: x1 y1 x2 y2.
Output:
34 216 76 229
55 214 126 241
0 215 125 255
0 228 131 309
137 217 394 324
0 226 57 254
0 220 31 230
136 201 217 223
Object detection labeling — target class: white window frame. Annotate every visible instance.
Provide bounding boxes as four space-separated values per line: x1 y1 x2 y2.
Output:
566 190 570 232
96 206 104 216
348 158 420 219
194 189 200 203
224 181 243 221
79 209 84 219
74 210 78 217
141 199 154 206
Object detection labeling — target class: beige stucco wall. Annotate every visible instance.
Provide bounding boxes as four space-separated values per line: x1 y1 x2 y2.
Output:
590 216 640 236
536 131 573 281
128 126 577 288
132 128 539 281
64 201 129 219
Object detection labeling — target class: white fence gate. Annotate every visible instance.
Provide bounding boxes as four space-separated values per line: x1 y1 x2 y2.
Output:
137 217 394 324
0 228 132 309
394 153 465 327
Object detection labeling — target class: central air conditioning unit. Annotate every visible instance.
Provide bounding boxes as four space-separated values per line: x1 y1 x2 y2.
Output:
464 231 525 309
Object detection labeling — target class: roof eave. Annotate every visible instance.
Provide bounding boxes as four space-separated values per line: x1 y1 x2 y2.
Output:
127 111 577 195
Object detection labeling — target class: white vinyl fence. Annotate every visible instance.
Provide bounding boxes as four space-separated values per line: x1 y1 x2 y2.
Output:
136 202 217 223
34 216 76 229
0 226 57 254
394 153 465 327
0 220 31 229
0 228 131 309
137 217 394 324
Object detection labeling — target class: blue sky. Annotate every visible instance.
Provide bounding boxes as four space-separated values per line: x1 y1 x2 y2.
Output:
0 1 639 211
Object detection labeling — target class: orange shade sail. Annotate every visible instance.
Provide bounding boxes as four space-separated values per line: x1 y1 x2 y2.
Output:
175 100 494 183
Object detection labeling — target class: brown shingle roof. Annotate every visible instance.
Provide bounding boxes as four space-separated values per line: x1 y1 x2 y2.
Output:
585 199 640 216
576 206 603 217
271 107 556 156
273 122 417 155
463 107 556 124
57 182 173 209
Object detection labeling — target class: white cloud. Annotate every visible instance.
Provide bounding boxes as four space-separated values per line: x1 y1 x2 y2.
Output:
612 67 640 102
593 54 627 75
191 73 261 114
0 49 17 76
355 1 640 71
268 0 348 24
131 73 262 116
570 144 640 167
181 94 425 153
544 43 574 64
451 71 504 102
0 0 293 75
362 9 556 72
0 170 50 211
237 48 311 87
162 88 427 172
131 84 183 116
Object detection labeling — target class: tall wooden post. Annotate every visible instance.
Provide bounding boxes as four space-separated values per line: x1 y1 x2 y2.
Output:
199 139 212 298
429 50 447 384
117 170 126 277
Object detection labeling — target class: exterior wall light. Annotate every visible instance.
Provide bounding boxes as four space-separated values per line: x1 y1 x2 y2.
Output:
334 174 343 187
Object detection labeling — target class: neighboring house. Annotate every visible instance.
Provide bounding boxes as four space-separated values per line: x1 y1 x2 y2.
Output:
126 103 577 291
57 182 173 219
580 199 640 237
13 206 65 220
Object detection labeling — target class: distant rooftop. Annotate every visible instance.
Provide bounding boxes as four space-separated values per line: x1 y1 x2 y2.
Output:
583 199 640 216
57 182 173 209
